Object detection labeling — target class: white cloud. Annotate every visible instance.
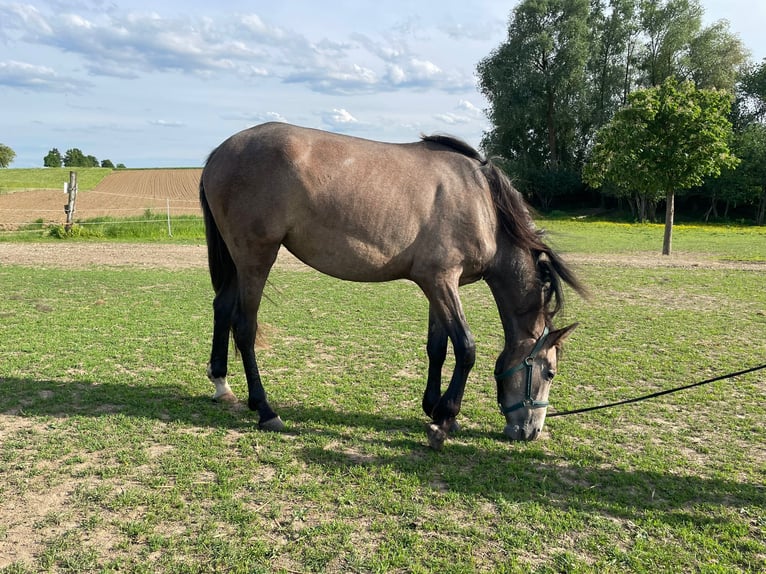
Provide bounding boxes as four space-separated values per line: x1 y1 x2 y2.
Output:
457 99 483 116
220 111 289 124
0 4 480 96
322 108 359 128
0 60 83 91
149 119 185 128
0 1 510 167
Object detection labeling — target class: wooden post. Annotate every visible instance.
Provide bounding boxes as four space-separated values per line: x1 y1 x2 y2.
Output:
166 198 172 237
64 171 77 231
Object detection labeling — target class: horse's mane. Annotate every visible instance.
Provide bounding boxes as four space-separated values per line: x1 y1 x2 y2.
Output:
421 134 587 315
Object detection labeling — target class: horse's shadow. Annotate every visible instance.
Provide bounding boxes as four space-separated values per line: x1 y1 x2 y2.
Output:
3 376 762 525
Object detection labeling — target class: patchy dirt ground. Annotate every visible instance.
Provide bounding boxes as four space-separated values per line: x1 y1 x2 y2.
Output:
0 242 310 270
0 242 762 271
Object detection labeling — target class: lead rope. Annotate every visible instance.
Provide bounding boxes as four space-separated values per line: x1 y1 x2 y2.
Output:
547 363 766 418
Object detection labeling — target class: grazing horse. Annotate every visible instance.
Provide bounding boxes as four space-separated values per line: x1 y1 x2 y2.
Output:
199 122 585 449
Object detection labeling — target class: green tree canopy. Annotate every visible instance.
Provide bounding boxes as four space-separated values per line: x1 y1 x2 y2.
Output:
0 143 16 168
44 148 63 167
477 0 590 207
478 0 748 212
584 77 738 253
63 148 99 167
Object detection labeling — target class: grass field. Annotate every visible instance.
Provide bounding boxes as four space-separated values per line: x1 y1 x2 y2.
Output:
0 168 114 193
0 226 764 572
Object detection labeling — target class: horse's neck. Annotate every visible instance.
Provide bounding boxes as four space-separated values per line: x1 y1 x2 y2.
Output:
485 248 545 348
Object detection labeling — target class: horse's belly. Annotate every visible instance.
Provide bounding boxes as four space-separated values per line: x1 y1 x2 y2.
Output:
283 231 414 282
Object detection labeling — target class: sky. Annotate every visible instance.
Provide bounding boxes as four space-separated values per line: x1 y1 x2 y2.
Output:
2 0 765 168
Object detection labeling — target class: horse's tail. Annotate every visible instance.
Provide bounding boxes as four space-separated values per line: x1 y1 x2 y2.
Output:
199 168 237 296
199 165 268 350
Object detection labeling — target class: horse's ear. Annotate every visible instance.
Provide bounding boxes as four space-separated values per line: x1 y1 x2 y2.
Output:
549 323 578 347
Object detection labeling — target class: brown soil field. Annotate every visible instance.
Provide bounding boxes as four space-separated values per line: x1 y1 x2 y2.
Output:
0 169 202 229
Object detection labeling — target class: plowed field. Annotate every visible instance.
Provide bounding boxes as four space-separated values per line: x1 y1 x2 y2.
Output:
0 169 202 229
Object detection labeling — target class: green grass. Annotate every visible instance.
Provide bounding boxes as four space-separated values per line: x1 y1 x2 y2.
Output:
4 216 766 261
0 168 113 193
2 213 205 243
0 230 764 572
543 219 766 261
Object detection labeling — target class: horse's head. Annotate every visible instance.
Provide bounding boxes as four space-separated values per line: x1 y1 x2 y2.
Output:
494 323 578 441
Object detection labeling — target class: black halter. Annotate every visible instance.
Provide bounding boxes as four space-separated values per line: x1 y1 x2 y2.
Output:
495 326 550 415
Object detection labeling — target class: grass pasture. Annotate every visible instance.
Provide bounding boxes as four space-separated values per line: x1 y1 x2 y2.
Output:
0 168 113 193
0 228 765 572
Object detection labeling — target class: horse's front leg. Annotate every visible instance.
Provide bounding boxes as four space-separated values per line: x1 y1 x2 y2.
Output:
420 277 476 450
422 306 448 419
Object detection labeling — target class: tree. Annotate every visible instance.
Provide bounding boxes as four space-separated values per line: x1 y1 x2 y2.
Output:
584 78 738 253
62 148 99 167
44 148 63 167
637 0 702 87
477 0 590 204
101 159 115 168
586 0 641 127
730 124 766 224
477 0 748 211
685 20 748 91
0 144 15 168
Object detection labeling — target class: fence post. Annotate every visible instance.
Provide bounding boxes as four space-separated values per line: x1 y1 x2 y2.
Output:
166 198 172 237
64 171 77 231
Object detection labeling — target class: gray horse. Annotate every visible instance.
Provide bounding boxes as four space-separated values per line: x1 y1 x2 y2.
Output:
199 122 585 449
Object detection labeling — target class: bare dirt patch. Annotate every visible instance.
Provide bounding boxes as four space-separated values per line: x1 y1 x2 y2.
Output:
0 242 761 272
0 243 309 271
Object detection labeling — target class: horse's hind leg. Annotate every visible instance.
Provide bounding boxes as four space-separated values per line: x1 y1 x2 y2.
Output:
207 279 238 403
232 250 285 431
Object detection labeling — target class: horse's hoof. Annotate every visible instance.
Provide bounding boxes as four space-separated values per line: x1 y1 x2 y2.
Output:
426 423 448 450
212 391 238 404
449 420 460 434
259 415 286 432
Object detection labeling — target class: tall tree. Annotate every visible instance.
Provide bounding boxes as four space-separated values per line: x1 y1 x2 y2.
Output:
737 59 766 125
637 0 702 87
0 144 15 168
479 0 749 212
477 0 590 206
685 20 748 91
587 0 640 127
583 78 738 253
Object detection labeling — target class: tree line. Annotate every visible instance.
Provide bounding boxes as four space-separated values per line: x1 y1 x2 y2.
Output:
0 144 125 169
43 148 125 169
478 0 766 225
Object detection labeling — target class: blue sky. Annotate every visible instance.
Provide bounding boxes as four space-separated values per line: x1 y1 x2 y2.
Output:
2 0 765 168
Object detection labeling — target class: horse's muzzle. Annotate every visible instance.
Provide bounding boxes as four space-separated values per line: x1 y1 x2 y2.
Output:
503 422 543 441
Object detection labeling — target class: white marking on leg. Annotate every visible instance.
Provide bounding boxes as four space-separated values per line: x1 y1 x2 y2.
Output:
207 365 236 402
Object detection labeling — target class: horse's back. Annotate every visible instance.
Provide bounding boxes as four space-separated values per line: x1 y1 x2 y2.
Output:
202 123 497 282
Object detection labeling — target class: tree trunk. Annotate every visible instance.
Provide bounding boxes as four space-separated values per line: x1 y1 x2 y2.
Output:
546 86 558 165
662 190 674 256
757 186 766 226
647 200 657 223
704 195 718 222
636 194 646 223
